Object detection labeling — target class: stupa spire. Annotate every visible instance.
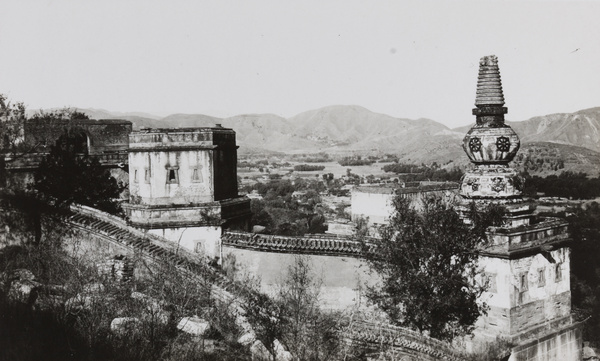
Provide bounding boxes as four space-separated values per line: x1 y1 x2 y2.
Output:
475 55 505 107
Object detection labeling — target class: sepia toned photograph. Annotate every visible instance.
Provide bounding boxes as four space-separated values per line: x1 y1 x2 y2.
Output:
1 1 599 360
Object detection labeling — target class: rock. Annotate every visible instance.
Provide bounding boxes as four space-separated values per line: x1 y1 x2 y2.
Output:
273 339 292 361
252 225 267 234
82 282 105 294
584 345 599 360
110 317 140 335
177 316 210 336
9 269 36 282
3 269 41 305
65 294 95 312
237 332 257 346
250 340 271 361
8 278 40 305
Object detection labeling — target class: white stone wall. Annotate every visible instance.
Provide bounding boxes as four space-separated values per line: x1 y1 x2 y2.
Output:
221 248 379 311
129 150 214 205
351 191 394 225
480 248 570 310
351 188 457 226
148 226 221 259
478 256 512 309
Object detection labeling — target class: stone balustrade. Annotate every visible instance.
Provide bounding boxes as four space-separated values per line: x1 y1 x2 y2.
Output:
222 231 377 257
482 218 571 258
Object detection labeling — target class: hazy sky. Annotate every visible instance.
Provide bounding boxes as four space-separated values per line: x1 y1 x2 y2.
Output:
1 1 599 128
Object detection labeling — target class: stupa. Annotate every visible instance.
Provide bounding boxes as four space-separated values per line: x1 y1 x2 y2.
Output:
461 56 581 360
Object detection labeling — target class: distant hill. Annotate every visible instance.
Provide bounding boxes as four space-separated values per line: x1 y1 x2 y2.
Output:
73 104 600 175
510 107 600 153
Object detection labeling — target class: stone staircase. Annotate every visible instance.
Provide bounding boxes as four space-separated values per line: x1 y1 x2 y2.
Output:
66 205 242 302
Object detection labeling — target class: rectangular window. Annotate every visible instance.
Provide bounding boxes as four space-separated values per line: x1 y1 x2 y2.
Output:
166 167 179 184
520 273 528 291
486 272 497 293
538 268 546 287
144 168 151 183
133 169 138 183
191 166 203 183
555 263 562 282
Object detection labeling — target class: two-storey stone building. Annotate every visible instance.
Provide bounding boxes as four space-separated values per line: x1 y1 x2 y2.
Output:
123 126 251 259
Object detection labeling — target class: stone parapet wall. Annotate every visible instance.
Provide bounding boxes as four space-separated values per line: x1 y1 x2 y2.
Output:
24 119 132 154
123 201 223 228
222 231 374 257
347 320 465 361
482 219 570 258
5 152 128 171
129 127 236 151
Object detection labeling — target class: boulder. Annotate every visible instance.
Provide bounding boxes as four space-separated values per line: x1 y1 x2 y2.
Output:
3 269 41 305
273 339 293 361
237 332 257 346
177 316 210 337
8 278 40 305
9 269 36 282
110 317 141 335
250 340 271 361
584 345 599 360
82 282 106 294
65 294 95 312
252 225 267 234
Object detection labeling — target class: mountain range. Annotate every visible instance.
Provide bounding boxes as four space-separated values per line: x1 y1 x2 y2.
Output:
74 105 600 175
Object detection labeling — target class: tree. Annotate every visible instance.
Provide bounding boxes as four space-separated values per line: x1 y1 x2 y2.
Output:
1 99 89 244
364 196 503 341
277 256 341 361
240 256 343 361
32 130 125 214
0 94 27 186
567 202 600 345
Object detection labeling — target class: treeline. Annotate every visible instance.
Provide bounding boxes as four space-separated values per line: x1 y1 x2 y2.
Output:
293 164 325 172
238 160 291 171
382 163 464 182
338 156 374 167
524 171 600 199
244 179 327 236
289 152 331 163
514 151 565 173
